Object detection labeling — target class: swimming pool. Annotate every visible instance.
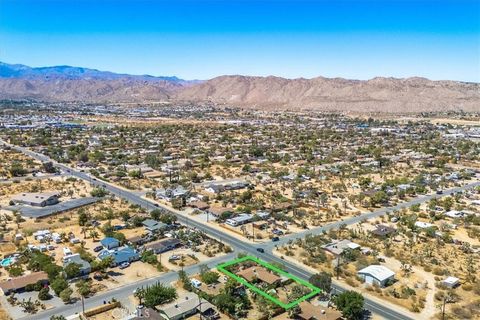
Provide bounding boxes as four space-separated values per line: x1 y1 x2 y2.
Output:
0 257 15 267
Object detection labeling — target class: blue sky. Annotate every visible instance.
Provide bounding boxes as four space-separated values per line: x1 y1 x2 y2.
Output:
0 0 479 81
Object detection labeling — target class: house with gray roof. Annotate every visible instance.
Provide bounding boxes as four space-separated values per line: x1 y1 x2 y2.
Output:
63 253 91 276
11 192 60 207
142 219 168 233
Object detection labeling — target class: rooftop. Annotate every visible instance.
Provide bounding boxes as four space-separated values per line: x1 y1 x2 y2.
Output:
358 265 395 282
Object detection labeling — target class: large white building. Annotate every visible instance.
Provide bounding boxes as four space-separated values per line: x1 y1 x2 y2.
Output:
357 265 395 287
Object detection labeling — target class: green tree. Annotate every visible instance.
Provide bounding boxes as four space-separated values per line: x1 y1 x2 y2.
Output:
51 277 69 296
42 162 57 173
143 282 177 308
77 280 91 297
91 256 114 272
178 270 192 291
7 264 24 277
199 265 220 284
309 272 332 295
334 290 364 320
59 287 73 303
38 287 51 300
150 209 162 221
64 263 81 279
78 212 88 226
90 188 107 197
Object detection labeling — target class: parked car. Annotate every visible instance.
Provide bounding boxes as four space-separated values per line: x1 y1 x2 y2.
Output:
169 255 181 261
119 262 130 269
93 245 103 252
272 237 280 242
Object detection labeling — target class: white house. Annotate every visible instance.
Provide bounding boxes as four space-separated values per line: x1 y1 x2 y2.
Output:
357 265 395 287
225 213 252 227
414 221 434 229
444 210 464 219
441 276 460 288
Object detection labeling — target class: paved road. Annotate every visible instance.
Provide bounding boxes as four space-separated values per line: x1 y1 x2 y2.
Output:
20 253 236 320
4 140 479 320
265 179 480 249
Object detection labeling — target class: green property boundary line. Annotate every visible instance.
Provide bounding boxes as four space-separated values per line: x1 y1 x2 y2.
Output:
217 255 321 309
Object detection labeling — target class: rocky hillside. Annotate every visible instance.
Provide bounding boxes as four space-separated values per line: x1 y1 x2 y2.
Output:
176 75 480 112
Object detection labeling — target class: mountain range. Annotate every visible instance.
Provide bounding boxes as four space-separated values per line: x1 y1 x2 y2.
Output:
0 62 478 112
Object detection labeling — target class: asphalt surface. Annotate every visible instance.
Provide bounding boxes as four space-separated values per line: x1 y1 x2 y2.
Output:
4 140 479 320
5 197 100 218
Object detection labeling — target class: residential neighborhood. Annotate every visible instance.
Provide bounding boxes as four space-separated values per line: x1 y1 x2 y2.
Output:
0 103 478 320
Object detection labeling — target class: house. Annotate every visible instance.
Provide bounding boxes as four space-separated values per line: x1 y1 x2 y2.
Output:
142 219 168 233
63 253 91 275
444 210 464 219
0 271 49 295
158 292 218 320
98 246 140 266
237 266 281 285
11 192 60 207
189 201 210 210
470 200 480 206
100 237 120 250
415 221 434 229
207 206 233 217
297 301 342 320
370 225 396 238
143 238 181 254
204 184 224 194
134 308 163 320
225 213 252 227
156 186 190 201
441 276 460 288
127 235 146 246
322 239 361 256
255 211 270 219
204 179 250 194
357 265 395 287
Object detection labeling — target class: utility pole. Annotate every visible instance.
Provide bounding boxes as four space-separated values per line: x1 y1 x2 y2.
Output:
336 255 340 280
252 222 255 242
81 295 85 314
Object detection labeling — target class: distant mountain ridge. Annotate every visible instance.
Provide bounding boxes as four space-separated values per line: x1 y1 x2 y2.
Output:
0 62 479 112
0 62 185 83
